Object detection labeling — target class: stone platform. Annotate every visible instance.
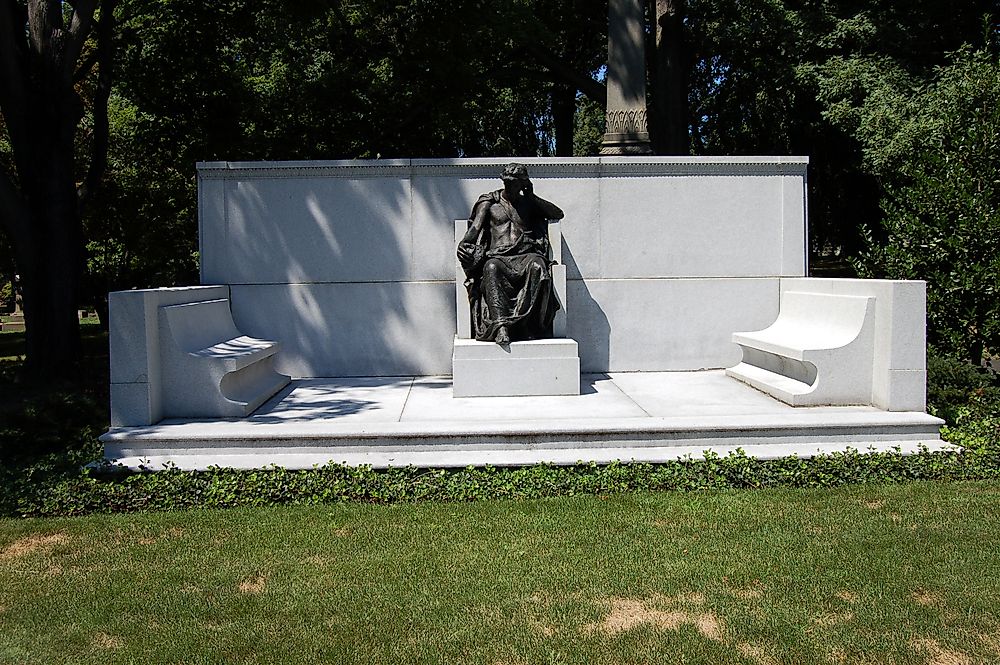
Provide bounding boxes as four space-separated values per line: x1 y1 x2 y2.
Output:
452 338 580 397
100 371 947 470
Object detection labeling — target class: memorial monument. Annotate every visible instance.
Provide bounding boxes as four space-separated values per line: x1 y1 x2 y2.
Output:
100 155 945 471
458 163 564 344
97 0 943 469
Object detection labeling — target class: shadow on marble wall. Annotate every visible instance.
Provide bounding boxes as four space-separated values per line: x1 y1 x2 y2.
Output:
563 242 611 374
224 178 457 377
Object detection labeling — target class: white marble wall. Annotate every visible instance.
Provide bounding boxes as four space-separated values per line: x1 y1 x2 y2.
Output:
198 157 808 376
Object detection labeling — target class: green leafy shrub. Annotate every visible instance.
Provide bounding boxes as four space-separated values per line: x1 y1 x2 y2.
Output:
927 351 1000 423
834 47 1000 365
0 281 12 313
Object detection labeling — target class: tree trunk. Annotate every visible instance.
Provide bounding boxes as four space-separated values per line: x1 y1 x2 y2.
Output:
19 94 84 378
552 83 576 156
647 0 689 155
0 0 106 379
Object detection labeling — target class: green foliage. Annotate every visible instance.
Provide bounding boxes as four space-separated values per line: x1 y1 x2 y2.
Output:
6 436 999 518
113 0 604 161
685 0 996 255
835 47 1000 364
0 324 108 515
84 95 199 302
0 384 104 517
573 94 604 156
0 281 11 312
926 350 1000 423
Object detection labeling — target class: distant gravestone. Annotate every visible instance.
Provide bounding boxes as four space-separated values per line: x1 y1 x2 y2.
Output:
3 282 25 332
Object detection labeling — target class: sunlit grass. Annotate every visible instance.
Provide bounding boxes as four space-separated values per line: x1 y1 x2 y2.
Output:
0 319 102 360
1 482 998 664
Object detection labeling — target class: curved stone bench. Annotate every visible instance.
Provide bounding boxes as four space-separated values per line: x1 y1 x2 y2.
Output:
158 298 290 419
726 291 875 406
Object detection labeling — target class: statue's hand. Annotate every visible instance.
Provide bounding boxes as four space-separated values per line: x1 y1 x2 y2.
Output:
457 242 485 269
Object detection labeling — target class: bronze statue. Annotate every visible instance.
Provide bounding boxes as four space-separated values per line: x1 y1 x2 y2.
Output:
458 163 564 344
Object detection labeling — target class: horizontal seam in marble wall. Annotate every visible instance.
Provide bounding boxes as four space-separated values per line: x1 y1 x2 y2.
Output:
566 276 792 281
196 157 808 168
226 280 455 286
224 275 792 286
196 159 808 180
198 169 808 180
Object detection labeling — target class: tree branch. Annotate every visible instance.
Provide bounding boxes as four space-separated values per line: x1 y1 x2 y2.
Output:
27 0 61 56
65 0 97 79
523 42 607 108
0 0 30 177
78 0 115 208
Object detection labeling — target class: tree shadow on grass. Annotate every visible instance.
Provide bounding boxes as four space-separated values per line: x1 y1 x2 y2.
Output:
0 324 110 515
0 329 25 359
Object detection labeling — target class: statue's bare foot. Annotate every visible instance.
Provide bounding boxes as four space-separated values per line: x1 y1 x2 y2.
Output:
495 326 510 345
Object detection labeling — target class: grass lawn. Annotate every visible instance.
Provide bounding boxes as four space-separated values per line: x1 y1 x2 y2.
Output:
2 482 999 664
0 316 101 360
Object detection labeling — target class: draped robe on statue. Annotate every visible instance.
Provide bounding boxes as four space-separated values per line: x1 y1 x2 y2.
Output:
459 190 561 342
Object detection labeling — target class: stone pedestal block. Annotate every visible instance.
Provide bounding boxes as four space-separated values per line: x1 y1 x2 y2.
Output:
452 338 580 397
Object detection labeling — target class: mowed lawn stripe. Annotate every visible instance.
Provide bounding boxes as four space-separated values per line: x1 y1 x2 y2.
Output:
0 481 998 664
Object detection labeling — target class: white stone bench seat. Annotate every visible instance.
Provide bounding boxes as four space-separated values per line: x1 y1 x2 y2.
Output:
158 299 290 419
727 291 875 406
191 335 277 362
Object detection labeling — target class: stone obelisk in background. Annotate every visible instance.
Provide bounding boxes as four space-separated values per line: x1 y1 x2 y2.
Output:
601 0 653 155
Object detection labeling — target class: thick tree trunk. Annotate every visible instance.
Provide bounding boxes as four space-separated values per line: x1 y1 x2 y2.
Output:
0 181 82 379
0 0 104 379
19 101 84 377
552 83 576 156
20 191 83 378
647 0 689 155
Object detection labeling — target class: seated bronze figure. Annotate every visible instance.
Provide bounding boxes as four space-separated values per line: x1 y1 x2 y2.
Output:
457 163 565 345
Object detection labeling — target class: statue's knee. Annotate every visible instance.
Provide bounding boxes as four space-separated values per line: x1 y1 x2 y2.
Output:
483 259 501 277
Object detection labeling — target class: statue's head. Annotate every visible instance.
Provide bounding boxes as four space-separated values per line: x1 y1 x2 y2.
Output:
501 163 529 182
